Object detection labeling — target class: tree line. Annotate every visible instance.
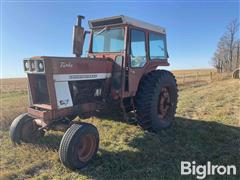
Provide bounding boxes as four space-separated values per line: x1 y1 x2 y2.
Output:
212 19 239 73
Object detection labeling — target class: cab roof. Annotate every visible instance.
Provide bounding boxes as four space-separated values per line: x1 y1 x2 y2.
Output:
88 15 166 34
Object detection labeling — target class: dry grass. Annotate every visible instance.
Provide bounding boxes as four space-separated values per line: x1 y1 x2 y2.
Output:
0 72 239 179
0 78 28 130
0 78 27 93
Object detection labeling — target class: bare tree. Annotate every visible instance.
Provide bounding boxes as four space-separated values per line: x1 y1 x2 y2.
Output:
212 19 239 73
234 40 240 69
212 36 229 72
227 19 239 71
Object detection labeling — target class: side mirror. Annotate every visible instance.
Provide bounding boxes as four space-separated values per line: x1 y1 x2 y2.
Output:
73 15 85 57
166 51 169 58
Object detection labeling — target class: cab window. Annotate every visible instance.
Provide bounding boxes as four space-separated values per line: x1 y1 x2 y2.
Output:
82 32 90 57
130 29 146 67
149 32 167 60
92 28 124 53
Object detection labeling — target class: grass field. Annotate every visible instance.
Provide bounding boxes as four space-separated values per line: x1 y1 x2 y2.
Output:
0 72 239 179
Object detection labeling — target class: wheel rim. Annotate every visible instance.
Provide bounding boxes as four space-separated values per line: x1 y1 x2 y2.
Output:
158 87 171 119
77 134 97 162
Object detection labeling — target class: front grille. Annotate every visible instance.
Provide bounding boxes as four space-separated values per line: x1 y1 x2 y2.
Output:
32 75 50 104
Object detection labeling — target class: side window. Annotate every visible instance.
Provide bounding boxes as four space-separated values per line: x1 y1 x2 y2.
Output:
109 29 124 52
82 33 90 57
130 29 146 67
149 32 167 60
92 33 104 52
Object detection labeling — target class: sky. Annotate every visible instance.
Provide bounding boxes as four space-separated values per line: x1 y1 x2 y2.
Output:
1 0 239 78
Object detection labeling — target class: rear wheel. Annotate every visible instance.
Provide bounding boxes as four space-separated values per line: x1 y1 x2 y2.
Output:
135 70 178 132
59 123 99 170
9 113 44 144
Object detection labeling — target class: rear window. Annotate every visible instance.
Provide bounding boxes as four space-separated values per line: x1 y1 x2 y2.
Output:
149 32 167 60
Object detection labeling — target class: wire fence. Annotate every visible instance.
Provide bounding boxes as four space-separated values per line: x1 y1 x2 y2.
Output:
175 71 231 88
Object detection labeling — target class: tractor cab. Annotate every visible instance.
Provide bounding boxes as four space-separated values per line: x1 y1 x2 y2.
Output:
88 15 168 62
88 16 169 96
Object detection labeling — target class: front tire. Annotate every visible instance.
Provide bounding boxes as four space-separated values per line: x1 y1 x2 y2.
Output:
135 70 178 132
59 123 99 170
9 113 44 144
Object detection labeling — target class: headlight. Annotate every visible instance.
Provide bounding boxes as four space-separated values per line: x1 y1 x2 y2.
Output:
24 60 29 71
30 61 36 70
25 61 29 68
38 62 44 70
37 61 44 72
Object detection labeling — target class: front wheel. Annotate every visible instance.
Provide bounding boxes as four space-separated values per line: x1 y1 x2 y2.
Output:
59 123 99 170
9 113 44 144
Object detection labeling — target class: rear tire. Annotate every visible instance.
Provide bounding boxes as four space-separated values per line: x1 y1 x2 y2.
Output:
135 70 178 132
9 113 44 144
59 123 99 170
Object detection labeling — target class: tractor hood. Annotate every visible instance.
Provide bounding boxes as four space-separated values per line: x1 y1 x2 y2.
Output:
25 56 113 78
24 56 115 120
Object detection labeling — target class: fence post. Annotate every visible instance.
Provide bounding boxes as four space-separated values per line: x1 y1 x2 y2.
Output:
183 74 185 84
196 72 198 83
210 71 212 82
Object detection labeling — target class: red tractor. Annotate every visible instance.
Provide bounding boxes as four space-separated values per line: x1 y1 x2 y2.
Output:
10 15 178 170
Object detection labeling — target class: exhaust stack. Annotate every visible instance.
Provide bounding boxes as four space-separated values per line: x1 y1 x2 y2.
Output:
73 15 85 57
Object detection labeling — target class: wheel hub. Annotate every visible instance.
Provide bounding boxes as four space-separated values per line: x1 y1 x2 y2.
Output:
21 120 41 142
77 134 97 162
158 87 171 119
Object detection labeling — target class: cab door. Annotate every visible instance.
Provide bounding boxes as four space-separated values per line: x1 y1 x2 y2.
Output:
127 28 148 96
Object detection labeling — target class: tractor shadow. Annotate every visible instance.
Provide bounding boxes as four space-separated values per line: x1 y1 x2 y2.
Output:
35 132 63 150
32 115 240 179
93 107 124 122
79 117 240 179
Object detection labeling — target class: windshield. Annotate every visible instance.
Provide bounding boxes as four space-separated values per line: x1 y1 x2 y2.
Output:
92 28 124 53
